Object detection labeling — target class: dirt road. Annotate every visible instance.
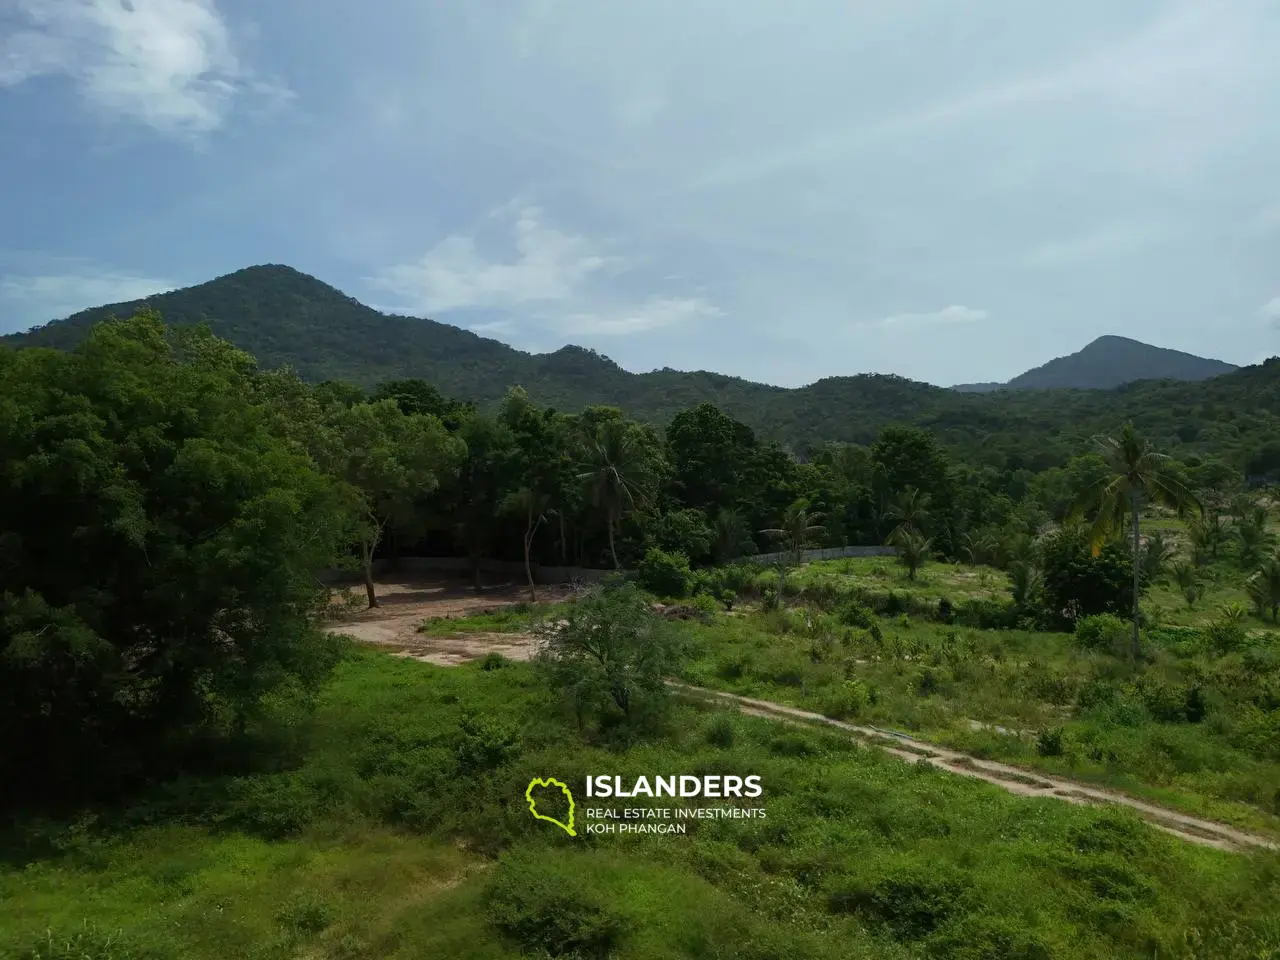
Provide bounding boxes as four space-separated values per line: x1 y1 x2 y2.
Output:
671 683 1279 854
325 581 1278 854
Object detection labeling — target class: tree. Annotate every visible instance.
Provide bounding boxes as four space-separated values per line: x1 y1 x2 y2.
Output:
1068 423 1200 658
0 314 353 790
890 528 933 580
760 502 826 598
1139 529 1176 584
579 420 656 569
504 487 552 601
647 508 713 565
534 580 679 732
1236 506 1274 570
712 509 757 563
1039 528 1135 630
1171 560 1202 609
1188 510 1228 565
324 399 463 607
665 402 756 513
884 486 932 539
448 413 519 592
1246 554 1280 622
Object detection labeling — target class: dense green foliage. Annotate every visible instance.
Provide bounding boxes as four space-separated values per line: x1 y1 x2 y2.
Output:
3 651 1279 959
6 266 1280 476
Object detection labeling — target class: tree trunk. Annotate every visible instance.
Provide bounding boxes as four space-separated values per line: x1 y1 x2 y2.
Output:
524 506 538 602
607 513 620 570
1131 491 1141 661
361 538 378 609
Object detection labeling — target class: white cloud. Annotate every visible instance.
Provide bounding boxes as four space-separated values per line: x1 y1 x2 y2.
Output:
876 305 989 328
0 263 176 328
368 203 721 339
369 205 621 313
558 297 722 337
0 0 287 135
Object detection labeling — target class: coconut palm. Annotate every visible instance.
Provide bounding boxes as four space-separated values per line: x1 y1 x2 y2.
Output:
1246 554 1280 622
960 530 1000 567
712 508 756 563
884 486 932 539
1236 506 1274 570
578 420 653 570
1188 510 1228 565
1140 529 1176 584
760 503 826 600
1068 423 1201 659
892 527 933 581
1171 560 1202 609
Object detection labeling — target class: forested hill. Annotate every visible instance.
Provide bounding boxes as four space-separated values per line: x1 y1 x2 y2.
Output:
5 264 1280 471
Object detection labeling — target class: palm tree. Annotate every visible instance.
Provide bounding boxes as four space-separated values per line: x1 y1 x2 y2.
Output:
1068 423 1201 659
1246 554 1280 622
1236 506 1273 570
891 528 933 581
578 421 652 570
1171 560 1202 609
712 509 756 563
760 503 826 599
884 486 932 539
959 530 999 567
1140 529 1176 584
1188 510 1228 565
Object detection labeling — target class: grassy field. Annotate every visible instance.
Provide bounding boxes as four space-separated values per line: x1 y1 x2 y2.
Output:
4 648 1280 959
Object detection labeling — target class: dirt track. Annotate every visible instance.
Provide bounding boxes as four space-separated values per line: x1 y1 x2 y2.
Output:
325 580 1279 854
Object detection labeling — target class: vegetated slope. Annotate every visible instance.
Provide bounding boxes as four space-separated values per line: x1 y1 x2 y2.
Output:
5 264 1280 466
954 335 1238 392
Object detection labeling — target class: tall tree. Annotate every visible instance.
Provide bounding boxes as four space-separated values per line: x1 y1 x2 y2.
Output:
447 413 518 592
1068 423 1200 658
324 400 463 607
579 420 656 570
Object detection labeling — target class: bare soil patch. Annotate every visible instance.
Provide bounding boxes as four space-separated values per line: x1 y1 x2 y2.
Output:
323 577 567 665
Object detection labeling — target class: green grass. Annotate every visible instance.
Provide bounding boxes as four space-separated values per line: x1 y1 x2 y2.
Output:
787 557 1011 605
416 601 570 636
677 600 1280 839
3 650 1280 958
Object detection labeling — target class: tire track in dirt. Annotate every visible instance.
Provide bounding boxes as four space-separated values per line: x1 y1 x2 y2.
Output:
669 682 1279 854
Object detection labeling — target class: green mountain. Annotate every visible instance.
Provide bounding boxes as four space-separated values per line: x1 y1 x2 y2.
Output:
4 264 1279 471
953 335 1237 392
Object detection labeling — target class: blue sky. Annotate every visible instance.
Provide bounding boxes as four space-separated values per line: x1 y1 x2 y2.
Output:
2 0 1278 387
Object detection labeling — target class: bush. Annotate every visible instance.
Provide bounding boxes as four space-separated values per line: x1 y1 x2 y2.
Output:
1074 614 1129 654
705 713 736 748
1036 727 1065 757
486 851 627 957
637 547 693 598
952 598 1020 630
1040 529 1135 628
836 599 876 629
826 859 972 939
12 922 170 960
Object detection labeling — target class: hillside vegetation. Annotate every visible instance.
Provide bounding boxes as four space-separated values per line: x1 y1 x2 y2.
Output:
4 266 1278 473
4 311 1280 958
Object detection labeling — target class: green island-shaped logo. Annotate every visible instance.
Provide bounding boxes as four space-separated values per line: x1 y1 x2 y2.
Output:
525 777 576 836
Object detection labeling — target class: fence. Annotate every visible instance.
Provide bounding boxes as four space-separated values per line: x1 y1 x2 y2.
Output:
320 544 894 586
751 545 897 565
319 556 619 586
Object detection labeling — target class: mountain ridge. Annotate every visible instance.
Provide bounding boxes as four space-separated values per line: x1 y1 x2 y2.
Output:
952 334 1237 392
3 264 1274 467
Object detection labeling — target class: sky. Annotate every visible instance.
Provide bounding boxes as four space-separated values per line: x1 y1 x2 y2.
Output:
2 0 1279 388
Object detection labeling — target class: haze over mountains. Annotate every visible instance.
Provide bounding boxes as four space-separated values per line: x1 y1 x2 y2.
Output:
3 264 1275 463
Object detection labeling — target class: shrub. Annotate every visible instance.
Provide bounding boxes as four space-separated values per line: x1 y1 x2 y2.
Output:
276 892 335 935
836 599 876 629
760 586 779 611
952 598 1020 630
1036 727 1065 757
637 547 693 598
826 859 971 939
12 922 170 960
705 713 736 748
486 851 627 957
1074 614 1129 654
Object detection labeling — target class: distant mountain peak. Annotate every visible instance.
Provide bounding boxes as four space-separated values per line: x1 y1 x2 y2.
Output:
953 335 1236 392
